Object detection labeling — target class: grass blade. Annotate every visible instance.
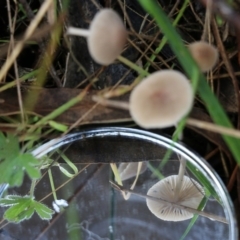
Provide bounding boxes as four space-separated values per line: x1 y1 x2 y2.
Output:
180 196 209 240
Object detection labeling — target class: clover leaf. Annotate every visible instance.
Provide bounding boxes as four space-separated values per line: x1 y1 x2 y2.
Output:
0 195 54 223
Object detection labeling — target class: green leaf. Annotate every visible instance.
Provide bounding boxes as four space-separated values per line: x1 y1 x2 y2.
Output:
4 197 32 223
25 165 41 179
0 195 54 223
1 195 23 199
34 201 55 220
0 133 19 161
19 153 40 165
0 133 41 186
48 120 68 132
9 170 24 187
18 153 41 179
0 195 22 206
17 207 35 221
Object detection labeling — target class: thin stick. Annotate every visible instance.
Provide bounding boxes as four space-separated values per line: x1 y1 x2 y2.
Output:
187 118 240 138
0 0 54 82
6 0 25 124
110 181 228 224
201 0 212 41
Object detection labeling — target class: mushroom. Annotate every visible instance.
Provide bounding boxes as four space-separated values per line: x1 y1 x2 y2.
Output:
110 181 227 223
129 70 194 128
118 162 148 181
146 175 205 221
67 8 128 65
188 41 219 72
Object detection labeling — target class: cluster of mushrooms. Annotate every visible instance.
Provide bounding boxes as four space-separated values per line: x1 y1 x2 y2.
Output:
67 9 219 222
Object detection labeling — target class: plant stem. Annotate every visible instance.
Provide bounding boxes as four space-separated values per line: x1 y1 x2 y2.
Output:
29 179 37 198
48 168 57 201
117 55 149 77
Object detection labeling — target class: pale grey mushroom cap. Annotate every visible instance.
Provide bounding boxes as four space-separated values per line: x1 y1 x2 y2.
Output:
88 9 128 65
188 41 219 72
118 162 148 181
129 70 194 128
146 175 205 221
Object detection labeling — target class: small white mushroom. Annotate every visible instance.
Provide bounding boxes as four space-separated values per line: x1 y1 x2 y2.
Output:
188 41 219 72
118 162 148 181
146 175 205 221
129 70 194 128
52 199 69 213
67 9 128 65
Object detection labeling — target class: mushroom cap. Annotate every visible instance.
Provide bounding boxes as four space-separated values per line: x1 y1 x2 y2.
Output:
129 70 194 128
118 162 148 181
188 41 219 72
146 175 205 221
88 9 128 65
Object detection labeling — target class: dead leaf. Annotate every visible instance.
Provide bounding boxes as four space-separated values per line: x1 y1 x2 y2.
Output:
0 88 131 125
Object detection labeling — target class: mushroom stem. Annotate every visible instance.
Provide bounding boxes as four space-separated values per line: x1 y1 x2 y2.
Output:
110 181 228 224
173 129 186 202
92 95 130 110
67 27 90 38
173 156 186 202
